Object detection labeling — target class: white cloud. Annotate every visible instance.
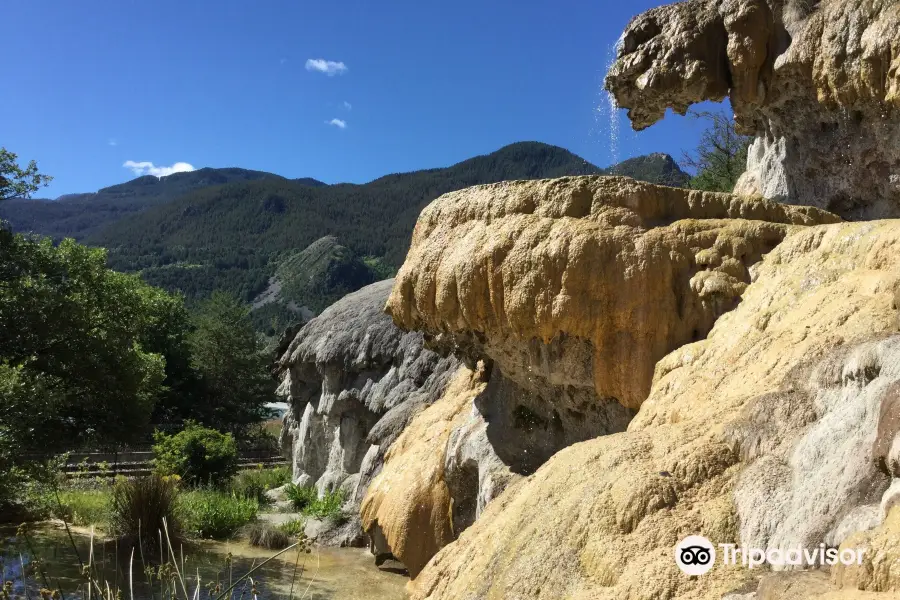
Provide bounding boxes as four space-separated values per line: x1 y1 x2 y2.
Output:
342 101 352 111
108 138 118 146
123 160 195 178
326 118 347 129
305 58 348 76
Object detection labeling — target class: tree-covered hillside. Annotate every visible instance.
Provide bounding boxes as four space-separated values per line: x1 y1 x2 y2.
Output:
0 167 324 239
3 142 689 333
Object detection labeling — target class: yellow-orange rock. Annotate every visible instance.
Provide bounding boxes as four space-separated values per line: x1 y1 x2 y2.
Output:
387 175 837 411
359 365 488 578
406 220 900 600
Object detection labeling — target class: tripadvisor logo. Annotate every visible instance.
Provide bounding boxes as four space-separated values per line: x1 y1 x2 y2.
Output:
674 536 867 575
675 536 716 576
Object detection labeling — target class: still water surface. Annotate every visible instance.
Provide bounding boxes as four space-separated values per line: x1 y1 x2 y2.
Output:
0 524 407 600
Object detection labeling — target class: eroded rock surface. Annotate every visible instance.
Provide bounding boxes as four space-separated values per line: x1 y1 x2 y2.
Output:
407 221 900 599
605 0 900 219
388 175 836 412
275 279 459 544
361 175 839 580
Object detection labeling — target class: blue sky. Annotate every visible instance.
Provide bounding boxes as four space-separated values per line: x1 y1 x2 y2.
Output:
3 0 720 198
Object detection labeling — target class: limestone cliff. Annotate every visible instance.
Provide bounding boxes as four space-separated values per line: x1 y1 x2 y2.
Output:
406 219 900 600
275 279 459 542
360 176 840 580
605 0 900 219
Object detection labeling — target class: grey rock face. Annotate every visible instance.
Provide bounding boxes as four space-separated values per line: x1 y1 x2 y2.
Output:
725 335 900 558
605 0 900 219
276 279 460 541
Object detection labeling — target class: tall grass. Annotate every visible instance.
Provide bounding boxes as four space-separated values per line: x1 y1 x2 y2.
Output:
229 467 290 504
109 475 182 556
54 490 110 527
241 522 291 550
179 491 258 540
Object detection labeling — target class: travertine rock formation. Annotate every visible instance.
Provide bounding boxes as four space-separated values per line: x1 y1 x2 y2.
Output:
407 220 900 600
359 366 513 577
605 0 900 219
389 175 835 412
359 176 838 579
275 279 459 542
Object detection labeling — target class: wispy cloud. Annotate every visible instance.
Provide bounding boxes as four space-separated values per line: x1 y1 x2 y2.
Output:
123 160 195 178
305 58 348 76
108 138 118 146
280 58 287 65
326 118 347 129
342 101 352 111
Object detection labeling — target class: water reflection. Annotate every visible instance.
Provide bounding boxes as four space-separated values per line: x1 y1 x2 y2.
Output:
0 525 407 600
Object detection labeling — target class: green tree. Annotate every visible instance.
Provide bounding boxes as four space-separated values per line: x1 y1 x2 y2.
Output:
0 147 53 200
187 292 275 436
0 231 169 448
681 110 753 193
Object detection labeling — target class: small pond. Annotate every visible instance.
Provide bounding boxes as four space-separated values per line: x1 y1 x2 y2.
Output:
0 524 407 600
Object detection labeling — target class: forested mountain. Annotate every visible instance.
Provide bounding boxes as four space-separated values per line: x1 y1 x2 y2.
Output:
606 153 691 188
3 142 689 334
0 167 324 239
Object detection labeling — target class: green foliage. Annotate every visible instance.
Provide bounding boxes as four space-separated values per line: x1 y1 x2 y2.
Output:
278 518 306 537
241 521 291 549
229 467 291 504
187 293 275 435
179 490 258 539
54 489 111 527
0 230 171 449
284 485 345 520
153 423 239 485
0 147 53 201
681 110 753 193
109 475 182 554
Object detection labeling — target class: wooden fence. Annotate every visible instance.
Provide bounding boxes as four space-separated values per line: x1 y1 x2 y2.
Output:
62 449 288 479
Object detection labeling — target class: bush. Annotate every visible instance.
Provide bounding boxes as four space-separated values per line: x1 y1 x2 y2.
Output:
241 522 291 549
109 475 182 556
278 519 306 537
229 467 290 504
284 485 345 520
180 490 258 539
55 489 110 527
153 422 238 485
284 484 317 511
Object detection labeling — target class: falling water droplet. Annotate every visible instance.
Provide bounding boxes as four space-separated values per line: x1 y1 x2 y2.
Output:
597 38 623 170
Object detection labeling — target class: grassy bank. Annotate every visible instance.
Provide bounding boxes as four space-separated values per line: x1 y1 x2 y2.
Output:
51 467 290 540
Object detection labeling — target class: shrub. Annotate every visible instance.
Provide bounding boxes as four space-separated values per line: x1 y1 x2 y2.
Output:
55 489 110 527
284 484 317 511
180 490 258 539
278 519 306 537
153 422 238 485
241 522 291 550
284 485 345 520
229 467 290 503
109 475 182 556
